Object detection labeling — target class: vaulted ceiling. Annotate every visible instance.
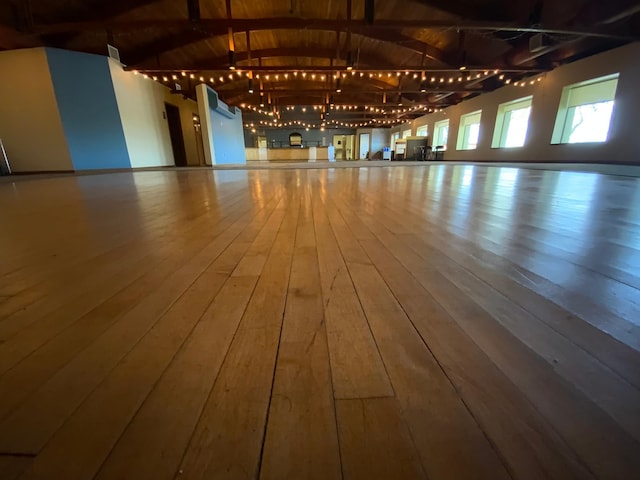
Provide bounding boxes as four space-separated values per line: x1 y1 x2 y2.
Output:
1 0 638 127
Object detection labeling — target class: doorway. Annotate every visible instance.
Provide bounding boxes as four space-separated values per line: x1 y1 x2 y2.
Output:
359 133 370 159
192 113 206 166
165 103 187 166
333 135 356 160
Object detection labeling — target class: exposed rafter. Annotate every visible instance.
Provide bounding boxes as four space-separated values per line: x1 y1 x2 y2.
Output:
159 47 448 71
410 0 511 22
0 24 39 49
31 18 637 41
125 29 454 69
38 0 161 48
124 28 211 66
1 0 635 117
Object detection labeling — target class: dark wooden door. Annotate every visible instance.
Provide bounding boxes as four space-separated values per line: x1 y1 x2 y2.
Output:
165 103 187 167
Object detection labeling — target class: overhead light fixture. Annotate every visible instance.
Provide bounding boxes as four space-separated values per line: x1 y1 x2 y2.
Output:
228 50 236 70
420 80 427 93
259 93 265 107
336 78 342 93
459 65 467 71
346 52 354 71
248 78 254 94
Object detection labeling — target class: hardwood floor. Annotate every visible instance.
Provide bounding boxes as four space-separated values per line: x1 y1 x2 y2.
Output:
1 164 639 479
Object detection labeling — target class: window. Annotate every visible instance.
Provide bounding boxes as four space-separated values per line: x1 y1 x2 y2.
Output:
492 96 533 148
416 125 428 137
551 73 619 144
456 110 482 150
402 129 412 139
391 132 400 150
433 120 449 150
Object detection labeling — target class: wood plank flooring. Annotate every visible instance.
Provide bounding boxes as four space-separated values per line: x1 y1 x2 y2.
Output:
1 164 640 479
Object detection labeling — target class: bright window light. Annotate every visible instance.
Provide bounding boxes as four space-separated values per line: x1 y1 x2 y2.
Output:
456 110 482 150
433 119 449 150
552 73 619 144
391 132 400 150
566 101 614 143
416 125 428 137
492 96 532 148
402 129 412 139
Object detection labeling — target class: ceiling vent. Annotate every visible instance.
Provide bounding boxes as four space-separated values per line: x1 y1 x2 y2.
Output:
107 44 121 63
529 33 551 53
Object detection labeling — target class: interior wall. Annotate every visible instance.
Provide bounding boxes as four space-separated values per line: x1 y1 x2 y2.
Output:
356 128 391 159
47 48 131 170
393 42 640 164
197 84 246 165
109 60 175 168
245 128 356 147
0 48 72 172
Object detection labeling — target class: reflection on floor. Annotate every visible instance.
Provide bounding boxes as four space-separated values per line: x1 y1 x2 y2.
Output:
0 164 639 479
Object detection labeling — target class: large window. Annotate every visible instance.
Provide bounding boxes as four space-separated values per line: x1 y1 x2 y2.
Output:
402 129 412 139
456 110 482 150
433 119 449 150
416 125 428 137
492 96 533 148
551 73 619 144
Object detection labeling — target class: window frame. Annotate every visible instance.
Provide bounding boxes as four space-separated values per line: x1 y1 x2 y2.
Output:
456 110 482 151
491 96 533 149
416 125 428 137
551 73 619 145
433 119 449 150
391 132 400 150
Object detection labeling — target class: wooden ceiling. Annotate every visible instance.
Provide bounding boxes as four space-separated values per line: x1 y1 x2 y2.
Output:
2 0 639 127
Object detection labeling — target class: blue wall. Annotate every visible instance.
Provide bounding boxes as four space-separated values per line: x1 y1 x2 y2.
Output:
47 48 130 170
206 89 246 164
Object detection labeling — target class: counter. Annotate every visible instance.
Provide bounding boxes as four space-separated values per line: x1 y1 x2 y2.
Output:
245 146 331 162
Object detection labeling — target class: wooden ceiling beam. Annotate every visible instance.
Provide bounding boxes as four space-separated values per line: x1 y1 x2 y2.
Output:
35 0 161 26
244 103 442 108
38 0 162 49
409 0 511 22
125 28 453 69
138 57 542 72
32 18 636 41
125 28 211 66
361 28 453 66
184 73 402 92
187 47 415 70
220 88 483 94
0 24 40 49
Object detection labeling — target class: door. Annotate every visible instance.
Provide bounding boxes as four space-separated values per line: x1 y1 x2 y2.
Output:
333 135 346 160
345 135 355 160
359 133 370 159
165 103 187 166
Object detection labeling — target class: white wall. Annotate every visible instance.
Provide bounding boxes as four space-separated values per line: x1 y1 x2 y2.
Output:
109 60 174 168
355 128 390 159
371 128 390 158
0 48 72 172
393 42 640 164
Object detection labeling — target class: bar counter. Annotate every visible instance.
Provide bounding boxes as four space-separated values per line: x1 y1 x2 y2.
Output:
245 146 331 162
